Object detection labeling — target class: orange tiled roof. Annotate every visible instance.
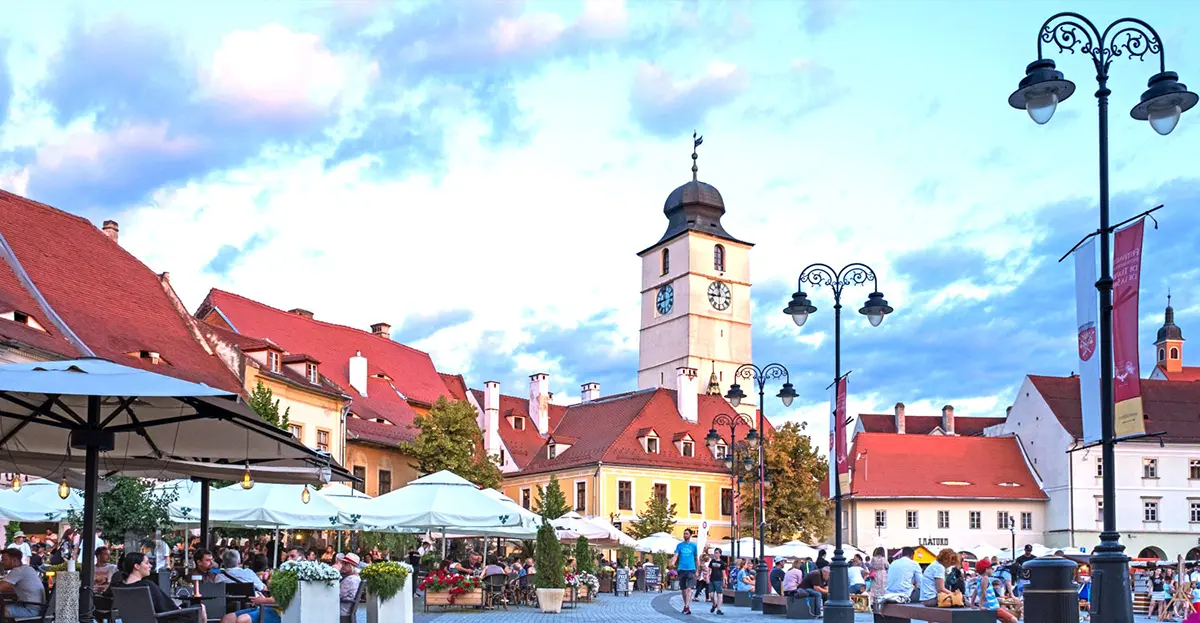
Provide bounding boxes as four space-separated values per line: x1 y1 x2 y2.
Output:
847 433 1045 500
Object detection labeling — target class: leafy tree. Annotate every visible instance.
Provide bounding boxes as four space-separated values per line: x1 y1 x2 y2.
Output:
573 537 597 575
628 494 677 539
616 544 637 568
534 520 565 589
66 477 178 546
740 421 830 543
533 474 570 520
400 397 502 489
249 381 290 430
4 522 21 544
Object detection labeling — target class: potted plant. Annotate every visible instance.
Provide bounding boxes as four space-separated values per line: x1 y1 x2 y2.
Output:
268 560 341 623
598 567 614 594
417 569 483 609
534 520 566 613
361 560 414 623
667 569 679 590
577 571 599 601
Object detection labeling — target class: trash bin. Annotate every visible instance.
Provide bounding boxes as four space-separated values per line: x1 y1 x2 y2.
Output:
1023 556 1079 623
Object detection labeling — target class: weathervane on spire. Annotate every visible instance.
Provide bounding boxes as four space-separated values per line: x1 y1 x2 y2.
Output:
1168 288 1172 307
692 130 703 181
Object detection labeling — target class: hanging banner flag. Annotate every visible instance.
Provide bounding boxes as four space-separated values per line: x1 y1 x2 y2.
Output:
697 519 709 554
1113 219 1147 438
828 376 849 496
1074 238 1102 444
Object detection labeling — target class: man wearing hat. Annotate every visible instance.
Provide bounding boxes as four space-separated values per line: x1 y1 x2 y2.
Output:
6 532 30 565
336 553 363 618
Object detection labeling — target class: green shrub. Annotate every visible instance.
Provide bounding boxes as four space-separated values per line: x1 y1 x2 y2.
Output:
534 520 564 589
361 560 412 602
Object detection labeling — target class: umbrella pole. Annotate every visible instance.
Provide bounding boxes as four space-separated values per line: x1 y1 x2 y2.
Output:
273 528 279 568
441 530 447 560
199 478 211 550
79 395 102 623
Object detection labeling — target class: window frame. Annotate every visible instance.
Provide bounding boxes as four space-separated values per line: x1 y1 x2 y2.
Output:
1095 456 1103 478
315 428 331 452
521 488 532 510
352 466 366 493
688 485 703 515
997 510 1011 530
268 351 281 373
617 480 633 511
288 422 304 442
306 362 319 384
714 244 725 272
905 510 918 530
661 249 670 275
681 440 694 457
548 442 557 459
1190 500 1200 524
1143 457 1159 479
512 416 525 431
1020 511 1033 531
653 482 668 503
720 487 733 516
1190 459 1200 480
968 511 981 530
937 510 950 530
575 480 587 513
875 509 887 529
646 436 660 454
378 469 392 495
1143 499 1159 522
1095 497 1104 522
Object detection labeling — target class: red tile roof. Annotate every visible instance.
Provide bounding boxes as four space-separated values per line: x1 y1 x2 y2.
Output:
847 433 1045 500
198 288 451 445
1029 374 1200 442
518 389 770 475
856 413 1005 436
438 373 469 402
282 353 320 364
1155 366 1200 382
468 388 568 470
0 191 242 391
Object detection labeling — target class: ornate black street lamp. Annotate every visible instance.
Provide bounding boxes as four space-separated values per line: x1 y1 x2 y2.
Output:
783 262 892 623
723 363 797 610
1008 14 1195 623
706 414 757 565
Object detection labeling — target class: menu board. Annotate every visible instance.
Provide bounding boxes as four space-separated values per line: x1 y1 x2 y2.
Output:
615 568 630 596
645 565 661 591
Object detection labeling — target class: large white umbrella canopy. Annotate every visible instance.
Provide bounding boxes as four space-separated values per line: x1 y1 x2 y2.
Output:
962 544 1005 561
767 541 820 560
815 543 867 560
580 515 636 547
635 532 682 554
184 482 348 529
552 512 613 541
317 482 375 526
356 470 534 536
0 480 79 522
712 537 766 557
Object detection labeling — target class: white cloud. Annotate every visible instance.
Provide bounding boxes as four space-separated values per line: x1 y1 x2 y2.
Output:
579 0 629 38
491 12 569 56
35 124 202 178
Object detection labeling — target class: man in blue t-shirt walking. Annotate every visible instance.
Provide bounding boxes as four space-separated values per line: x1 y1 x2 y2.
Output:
671 528 700 615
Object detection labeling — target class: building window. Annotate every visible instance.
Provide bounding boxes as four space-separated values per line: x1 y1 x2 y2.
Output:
1095 456 1103 477
721 488 732 516
937 510 950 529
682 441 694 457
268 351 281 373
1191 460 1200 480
499 449 506 465
646 437 659 453
661 249 670 275
1143 500 1159 522
653 483 668 503
548 443 557 459
1159 348 1166 362
306 362 319 384
378 469 392 495
875 510 887 529
521 488 531 510
689 486 702 514
576 482 586 512
1096 499 1103 521
618 481 633 511
716 444 728 459
906 510 918 529
512 416 525 431
1190 502 1200 523
288 423 303 441
352 466 366 493
969 511 981 530
1172 347 1180 359
714 245 725 272
998 511 1012 530
316 429 330 452
1143 458 1158 478
1021 512 1033 531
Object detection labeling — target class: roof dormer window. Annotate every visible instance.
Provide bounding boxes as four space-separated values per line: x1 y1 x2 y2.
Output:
126 350 165 365
268 351 281 373
512 416 525 431
638 428 661 454
0 310 47 332
647 437 659 454
306 362 319 384
682 441 694 457
674 432 695 457
715 443 728 459
548 442 557 459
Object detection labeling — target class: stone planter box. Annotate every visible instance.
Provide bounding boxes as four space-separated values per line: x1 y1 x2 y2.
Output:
367 575 413 623
537 588 565 613
424 587 483 609
281 581 338 623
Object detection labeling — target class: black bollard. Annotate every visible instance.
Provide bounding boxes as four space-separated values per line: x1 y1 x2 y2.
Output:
1023 556 1079 623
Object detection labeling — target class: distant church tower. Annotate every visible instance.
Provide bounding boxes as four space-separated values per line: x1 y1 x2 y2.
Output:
637 135 753 392
1152 294 1185 378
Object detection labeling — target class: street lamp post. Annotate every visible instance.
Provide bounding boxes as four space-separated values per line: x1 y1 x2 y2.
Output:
783 262 893 623
723 364 797 610
1008 516 1016 563
706 416 758 567
1007 13 1195 623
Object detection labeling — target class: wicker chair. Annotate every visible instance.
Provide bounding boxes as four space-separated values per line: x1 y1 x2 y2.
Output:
482 574 509 611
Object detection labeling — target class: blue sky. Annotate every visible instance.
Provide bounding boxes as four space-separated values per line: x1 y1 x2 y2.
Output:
1 1 1198 450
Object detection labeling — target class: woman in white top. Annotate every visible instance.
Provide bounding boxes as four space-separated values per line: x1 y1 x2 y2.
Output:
846 557 867 594
918 548 958 606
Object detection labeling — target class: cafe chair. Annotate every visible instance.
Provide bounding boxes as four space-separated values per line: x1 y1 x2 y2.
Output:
110 586 203 623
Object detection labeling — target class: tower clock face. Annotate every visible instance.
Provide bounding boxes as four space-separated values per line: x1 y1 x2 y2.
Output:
656 284 674 315
708 281 731 311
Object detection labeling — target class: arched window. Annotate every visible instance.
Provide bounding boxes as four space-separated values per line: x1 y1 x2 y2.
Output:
714 244 725 272
1171 347 1180 359
661 249 670 275
1159 348 1166 362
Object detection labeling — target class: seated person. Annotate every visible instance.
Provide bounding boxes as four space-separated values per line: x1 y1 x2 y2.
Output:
337 554 363 618
194 549 222 583
481 556 507 578
0 547 45 617
216 549 266 592
109 552 215 623
794 566 830 616
94 546 119 594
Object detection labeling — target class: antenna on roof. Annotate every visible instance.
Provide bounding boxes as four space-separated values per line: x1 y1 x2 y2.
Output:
692 130 703 181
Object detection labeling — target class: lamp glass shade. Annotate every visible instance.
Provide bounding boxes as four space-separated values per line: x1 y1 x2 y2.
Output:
705 428 720 451
1025 90 1058 124
742 456 754 471
58 478 69 500
725 383 746 408
1149 104 1182 135
777 382 798 408
745 428 759 450
301 485 311 504
791 311 809 327
867 309 885 327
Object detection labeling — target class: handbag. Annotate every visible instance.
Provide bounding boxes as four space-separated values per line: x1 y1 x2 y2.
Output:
937 590 965 608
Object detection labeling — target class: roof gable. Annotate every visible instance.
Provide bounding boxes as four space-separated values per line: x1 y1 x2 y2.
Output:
1029 374 1200 442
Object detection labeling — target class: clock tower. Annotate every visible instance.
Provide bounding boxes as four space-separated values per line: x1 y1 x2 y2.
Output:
637 148 753 392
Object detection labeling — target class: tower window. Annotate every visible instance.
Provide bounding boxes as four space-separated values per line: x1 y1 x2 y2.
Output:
661 249 670 275
1159 348 1166 362
1171 347 1180 359
714 244 725 272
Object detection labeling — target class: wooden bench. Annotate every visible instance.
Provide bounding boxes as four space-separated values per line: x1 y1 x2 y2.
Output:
876 603 997 623
761 594 818 619
723 589 752 607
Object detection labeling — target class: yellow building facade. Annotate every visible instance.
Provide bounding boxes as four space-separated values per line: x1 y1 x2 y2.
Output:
244 364 347 464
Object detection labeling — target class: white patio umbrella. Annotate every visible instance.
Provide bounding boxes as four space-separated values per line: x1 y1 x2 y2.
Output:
356 470 535 537
0 358 345 609
712 537 765 560
816 543 866 560
552 512 613 541
766 541 820 560
0 478 84 521
963 544 1004 561
317 482 375 524
634 532 681 554
580 515 636 547
175 482 349 529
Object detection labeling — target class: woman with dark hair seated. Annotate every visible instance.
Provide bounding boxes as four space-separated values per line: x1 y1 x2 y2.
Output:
108 552 206 623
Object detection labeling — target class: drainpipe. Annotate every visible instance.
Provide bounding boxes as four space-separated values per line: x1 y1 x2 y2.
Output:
1069 441 1077 548
594 462 603 518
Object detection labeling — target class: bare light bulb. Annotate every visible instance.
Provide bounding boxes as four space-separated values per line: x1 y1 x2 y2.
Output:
10 475 20 492
241 465 254 490
301 485 311 504
58 478 70 500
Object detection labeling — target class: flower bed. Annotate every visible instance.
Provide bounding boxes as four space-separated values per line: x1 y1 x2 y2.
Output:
269 560 341 611
418 569 483 609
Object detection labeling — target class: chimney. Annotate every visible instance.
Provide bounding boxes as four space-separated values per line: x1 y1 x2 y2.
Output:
349 351 368 397
371 323 391 338
102 220 119 244
581 382 600 402
942 404 956 435
1006 406 1013 418
894 402 906 434
529 373 550 434
676 366 699 423
289 308 314 320
483 381 502 460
